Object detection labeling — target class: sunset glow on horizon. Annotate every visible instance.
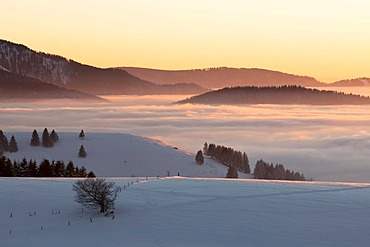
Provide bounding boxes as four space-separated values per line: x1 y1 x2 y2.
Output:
2 0 370 82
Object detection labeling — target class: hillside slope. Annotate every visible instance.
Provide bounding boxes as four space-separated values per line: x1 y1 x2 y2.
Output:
0 70 104 101
121 66 324 88
0 40 207 95
330 77 370 87
3 132 241 178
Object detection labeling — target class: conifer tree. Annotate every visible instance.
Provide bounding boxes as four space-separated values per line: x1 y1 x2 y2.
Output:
79 130 85 139
87 171 96 178
3 158 14 177
226 166 238 178
195 150 204 165
78 166 87 177
50 130 59 143
0 130 9 152
9 135 18 153
54 161 65 177
78 145 87 158
65 161 75 177
19 158 29 177
203 142 208 156
38 159 52 177
242 152 250 174
42 128 53 147
27 160 38 177
30 129 40 146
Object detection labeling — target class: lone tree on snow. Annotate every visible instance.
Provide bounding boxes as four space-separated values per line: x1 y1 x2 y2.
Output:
195 150 204 165
79 130 85 139
8 135 18 153
30 129 40 146
73 178 120 213
78 145 87 158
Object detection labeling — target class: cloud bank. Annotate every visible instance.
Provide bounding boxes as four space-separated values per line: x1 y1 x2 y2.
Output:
2 95 370 182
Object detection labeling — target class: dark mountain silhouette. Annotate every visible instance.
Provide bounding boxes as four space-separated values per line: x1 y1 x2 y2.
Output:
0 69 105 101
0 40 208 95
120 67 325 89
330 78 370 87
176 86 370 105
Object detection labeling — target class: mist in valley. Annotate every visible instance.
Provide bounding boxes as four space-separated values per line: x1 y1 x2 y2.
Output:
2 88 370 182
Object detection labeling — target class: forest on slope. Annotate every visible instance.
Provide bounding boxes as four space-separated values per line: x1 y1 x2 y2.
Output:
176 86 370 105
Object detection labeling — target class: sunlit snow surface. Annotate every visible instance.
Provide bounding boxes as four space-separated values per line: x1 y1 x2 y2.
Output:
1 178 369 247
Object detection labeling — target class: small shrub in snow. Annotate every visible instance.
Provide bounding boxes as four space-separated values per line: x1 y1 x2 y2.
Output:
73 178 120 213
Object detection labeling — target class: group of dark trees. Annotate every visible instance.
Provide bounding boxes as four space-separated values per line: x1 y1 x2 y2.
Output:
0 156 95 177
201 142 306 180
31 128 59 147
254 159 306 181
0 130 18 155
203 142 250 174
177 85 370 105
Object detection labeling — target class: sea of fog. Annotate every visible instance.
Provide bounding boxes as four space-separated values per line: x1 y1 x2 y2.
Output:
1 87 370 182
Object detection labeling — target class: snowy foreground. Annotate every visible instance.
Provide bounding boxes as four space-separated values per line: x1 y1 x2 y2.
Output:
5 132 243 178
1 177 370 247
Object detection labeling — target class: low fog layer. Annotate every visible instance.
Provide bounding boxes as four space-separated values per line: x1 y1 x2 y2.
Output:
2 92 370 182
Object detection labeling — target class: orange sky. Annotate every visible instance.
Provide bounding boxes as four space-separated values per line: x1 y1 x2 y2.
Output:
1 0 370 82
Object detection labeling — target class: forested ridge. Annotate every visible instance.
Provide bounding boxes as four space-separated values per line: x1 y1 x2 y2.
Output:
177 85 370 105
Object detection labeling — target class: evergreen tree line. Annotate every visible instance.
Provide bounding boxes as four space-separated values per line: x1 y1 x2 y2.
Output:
0 130 19 154
254 159 306 181
203 142 250 174
0 156 95 178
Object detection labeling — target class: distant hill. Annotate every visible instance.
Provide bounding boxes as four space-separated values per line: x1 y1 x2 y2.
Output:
330 77 370 87
120 67 324 88
176 86 370 105
0 40 207 95
0 70 105 101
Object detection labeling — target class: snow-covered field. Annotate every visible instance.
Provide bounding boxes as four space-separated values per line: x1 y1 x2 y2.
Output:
4 132 247 178
1 177 369 247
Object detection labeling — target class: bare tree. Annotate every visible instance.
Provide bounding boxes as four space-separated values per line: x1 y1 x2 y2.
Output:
73 178 120 213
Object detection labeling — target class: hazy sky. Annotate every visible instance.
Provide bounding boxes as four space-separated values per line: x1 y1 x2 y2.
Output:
2 0 370 82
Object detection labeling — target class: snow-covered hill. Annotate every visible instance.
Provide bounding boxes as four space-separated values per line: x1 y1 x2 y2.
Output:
3 132 245 178
1 177 369 247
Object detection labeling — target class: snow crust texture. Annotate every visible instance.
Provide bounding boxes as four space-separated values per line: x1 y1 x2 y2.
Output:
1 177 369 247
